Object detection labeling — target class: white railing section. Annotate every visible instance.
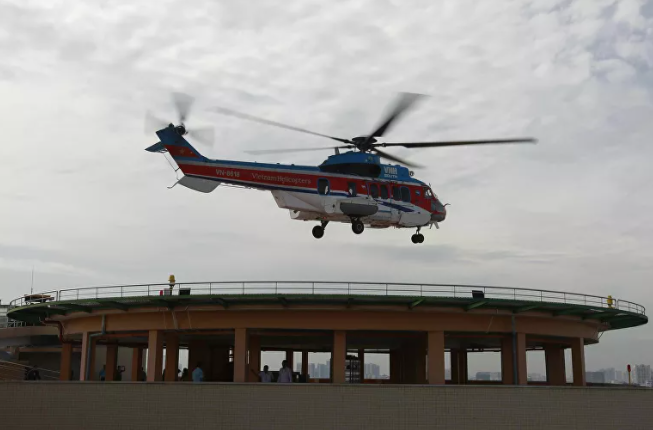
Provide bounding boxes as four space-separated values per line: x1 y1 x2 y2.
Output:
0 319 31 329
7 281 645 316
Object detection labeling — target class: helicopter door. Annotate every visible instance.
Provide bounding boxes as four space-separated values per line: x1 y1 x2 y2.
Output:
318 178 336 214
367 182 392 222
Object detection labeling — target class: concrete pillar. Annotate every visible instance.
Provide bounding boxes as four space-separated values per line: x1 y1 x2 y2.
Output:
332 330 346 383
516 332 527 385
105 344 118 381
545 345 567 386
165 334 180 382
427 331 445 385
131 348 143 381
358 349 365 383
146 330 164 382
416 340 427 384
301 351 309 380
501 335 528 385
571 338 586 386
390 350 401 383
233 328 248 382
451 349 468 384
248 335 261 382
59 343 73 381
79 332 97 381
285 350 294 371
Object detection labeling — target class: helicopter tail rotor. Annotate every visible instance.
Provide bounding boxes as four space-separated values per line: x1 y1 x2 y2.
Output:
144 92 215 149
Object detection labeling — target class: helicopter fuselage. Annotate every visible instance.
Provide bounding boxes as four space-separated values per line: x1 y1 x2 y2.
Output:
151 125 446 239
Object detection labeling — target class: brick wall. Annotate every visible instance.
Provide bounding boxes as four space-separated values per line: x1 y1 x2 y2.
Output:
1 382 652 429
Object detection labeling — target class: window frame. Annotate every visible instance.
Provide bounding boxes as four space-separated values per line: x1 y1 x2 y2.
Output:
347 181 357 197
369 183 379 199
379 184 389 200
401 186 411 203
392 186 401 201
317 178 330 196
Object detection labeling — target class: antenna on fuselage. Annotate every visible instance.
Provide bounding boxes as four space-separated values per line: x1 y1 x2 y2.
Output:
335 148 340 155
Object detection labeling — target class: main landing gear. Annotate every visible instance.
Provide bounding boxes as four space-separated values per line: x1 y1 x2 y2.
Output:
312 221 329 239
411 227 425 244
351 218 364 235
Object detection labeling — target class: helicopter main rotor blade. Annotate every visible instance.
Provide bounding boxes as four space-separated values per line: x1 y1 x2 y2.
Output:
145 111 169 134
245 145 353 155
364 92 425 145
377 137 537 149
373 148 421 168
187 127 215 147
172 92 194 123
212 107 352 144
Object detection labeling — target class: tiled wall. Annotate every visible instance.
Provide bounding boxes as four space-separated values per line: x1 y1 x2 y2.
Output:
1 382 652 429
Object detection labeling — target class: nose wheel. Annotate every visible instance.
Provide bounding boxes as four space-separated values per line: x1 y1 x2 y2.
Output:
411 228 425 244
312 221 329 239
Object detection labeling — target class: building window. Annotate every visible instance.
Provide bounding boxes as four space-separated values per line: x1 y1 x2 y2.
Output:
401 186 411 203
380 185 389 200
369 183 379 199
347 182 357 197
317 179 330 195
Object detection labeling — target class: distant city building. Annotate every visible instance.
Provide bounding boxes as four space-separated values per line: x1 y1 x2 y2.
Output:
528 373 546 382
586 371 605 384
634 365 651 386
364 363 381 379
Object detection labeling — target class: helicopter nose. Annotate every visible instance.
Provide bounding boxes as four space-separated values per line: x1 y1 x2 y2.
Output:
431 199 446 222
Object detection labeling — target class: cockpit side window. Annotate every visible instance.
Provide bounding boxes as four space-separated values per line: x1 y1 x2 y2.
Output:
392 186 401 201
425 188 433 198
369 183 379 199
400 186 411 203
380 185 389 200
347 182 357 197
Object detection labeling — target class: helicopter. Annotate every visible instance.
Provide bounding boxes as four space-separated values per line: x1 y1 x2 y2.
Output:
145 92 536 244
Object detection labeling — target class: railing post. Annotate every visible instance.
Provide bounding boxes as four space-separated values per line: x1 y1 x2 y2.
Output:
540 290 543 301
96 287 99 299
244 282 246 295
76 290 79 300
209 283 212 295
348 283 351 295
312 282 315 295
121 286 123 297
420 285 423 296
148 285 150 296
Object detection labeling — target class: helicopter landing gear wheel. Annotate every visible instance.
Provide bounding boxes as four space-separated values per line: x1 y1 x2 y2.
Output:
351 219 364 235
411 234 425 244
312 226 324 239
312 221 328 239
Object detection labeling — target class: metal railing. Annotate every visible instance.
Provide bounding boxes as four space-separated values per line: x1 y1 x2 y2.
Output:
0 319 31 329
7 281 646 315
0 359 59 381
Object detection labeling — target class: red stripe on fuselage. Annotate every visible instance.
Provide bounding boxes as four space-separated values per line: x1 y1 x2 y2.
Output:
167 146 199 158
176 162 436 213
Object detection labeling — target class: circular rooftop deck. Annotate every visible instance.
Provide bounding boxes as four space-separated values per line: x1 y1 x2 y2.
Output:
7 281 647 331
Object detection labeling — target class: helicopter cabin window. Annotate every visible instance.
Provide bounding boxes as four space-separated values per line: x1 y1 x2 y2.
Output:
401 186 411 203
369 183 379 199
380 185 389 200
425 188 433 199
392 186 401 201
317 179 330 195
347 182 357 197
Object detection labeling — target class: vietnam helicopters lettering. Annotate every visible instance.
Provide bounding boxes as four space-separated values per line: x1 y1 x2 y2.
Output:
145 92 536 244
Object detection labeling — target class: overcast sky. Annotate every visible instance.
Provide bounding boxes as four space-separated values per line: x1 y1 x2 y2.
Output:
1 0 652 375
